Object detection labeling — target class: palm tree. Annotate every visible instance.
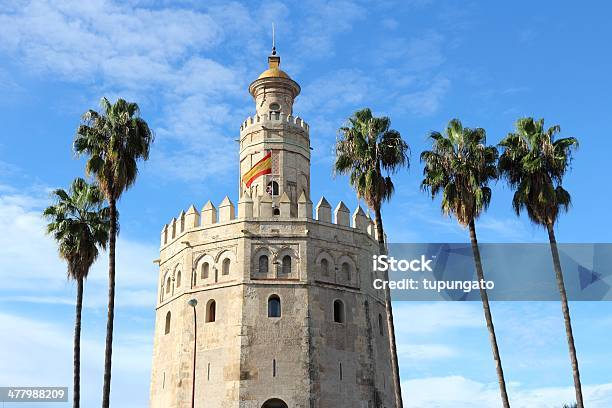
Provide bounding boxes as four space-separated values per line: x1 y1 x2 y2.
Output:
335 108 409 408
43 178 110 408
498 117 582 407
421 119 511 408
74 97 153 408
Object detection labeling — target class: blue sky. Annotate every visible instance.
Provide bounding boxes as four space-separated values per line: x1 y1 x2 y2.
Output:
0 1 611 407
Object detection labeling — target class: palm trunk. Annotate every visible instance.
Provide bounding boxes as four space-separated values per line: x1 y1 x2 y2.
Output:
468 219 510 408
102 198 117 408
374 207 403 408
73 277 83 408
546 222 584 408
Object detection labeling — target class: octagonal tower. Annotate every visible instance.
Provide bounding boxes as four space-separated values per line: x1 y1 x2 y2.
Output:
150 49 396 408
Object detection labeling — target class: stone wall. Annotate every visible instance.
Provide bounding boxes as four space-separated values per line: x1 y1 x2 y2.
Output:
150 195 393 407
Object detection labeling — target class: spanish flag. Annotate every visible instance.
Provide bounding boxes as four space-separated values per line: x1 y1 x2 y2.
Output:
242 151 272 187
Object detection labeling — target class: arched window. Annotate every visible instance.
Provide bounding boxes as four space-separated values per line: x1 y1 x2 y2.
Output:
165 277 171 293
164 311 171 334
175 271 181 287
259 255 269 274
333 299 345 323
266 181 279 196
281 255 291 275
222 258 230 276
320 258 329 276
273 207 280 216
268 295 281 318
206 300 216 323
378 314 384 336
341 262 351 281
201 262 209 279
262 399 288 408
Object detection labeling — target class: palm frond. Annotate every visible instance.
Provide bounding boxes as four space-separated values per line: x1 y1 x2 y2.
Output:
498 117 578 226
74 97 154 201
333 108 409 213
43 178 111 281
421 118 498 226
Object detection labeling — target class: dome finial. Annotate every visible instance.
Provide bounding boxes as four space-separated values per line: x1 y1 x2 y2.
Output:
271 22 277 56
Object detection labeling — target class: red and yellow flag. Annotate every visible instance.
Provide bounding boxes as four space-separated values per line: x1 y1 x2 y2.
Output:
242 152 272 187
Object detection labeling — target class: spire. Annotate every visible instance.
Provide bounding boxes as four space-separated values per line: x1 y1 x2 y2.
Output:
271 23 277 56
268 23 280 71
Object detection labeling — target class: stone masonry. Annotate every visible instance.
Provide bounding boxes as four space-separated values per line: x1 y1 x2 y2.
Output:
149 49 396 408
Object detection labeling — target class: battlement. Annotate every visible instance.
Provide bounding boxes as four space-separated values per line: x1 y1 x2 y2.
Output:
160 193 377 247
239 112 310 134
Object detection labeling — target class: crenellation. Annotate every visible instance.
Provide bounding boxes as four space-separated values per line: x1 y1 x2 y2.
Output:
170 217 177 239
178 210 185 233
185 205 200 229
161 224 168 246
334 201 350 226
297 190 312 219
352 206 368 231
279 191 291 217
238 192 254 219
218 196 235 222
315 197 332 223
239 113 310 135
201 201 217 225
367 214 375 238
259 194 273 217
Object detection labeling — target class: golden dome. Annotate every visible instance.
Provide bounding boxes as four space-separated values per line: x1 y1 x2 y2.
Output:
249 50 300 98
256 53 291 80
258 67 290 79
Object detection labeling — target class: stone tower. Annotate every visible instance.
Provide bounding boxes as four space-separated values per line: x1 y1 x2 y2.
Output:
149 49 396 408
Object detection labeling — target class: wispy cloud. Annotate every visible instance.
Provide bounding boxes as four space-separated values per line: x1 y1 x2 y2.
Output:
394 76 451 116
0 0 382 184
393 302 484 335
377 32 446 73
0 187 158 308
0 311 151 407
403 375 612 407
397 342 457 361
295 0 366 57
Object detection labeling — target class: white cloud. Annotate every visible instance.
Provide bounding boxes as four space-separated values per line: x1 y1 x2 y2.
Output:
0 0 250 183
394 76 451 116
393 302 484 335
403 375 612 408
378 32 446 72
0 310 151 407
398 342 457 361
475 215 535 242
0 1 455 183
0 187 158 309
295 0 366 57
2 0 366 184
0 0 223 82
